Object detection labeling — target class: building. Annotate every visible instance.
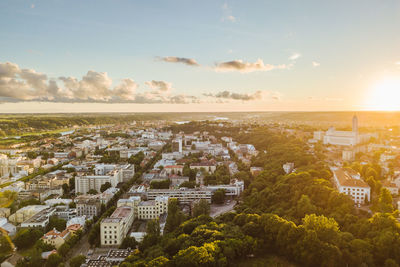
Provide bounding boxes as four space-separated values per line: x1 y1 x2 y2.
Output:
331 167 371 204
75 196 102 218
382 180 399 195
342 150 355 161
147 188 212 203
20 207 56 228
82 248 133 267
9 205 49 224
190 162 217 173
41 228 71 249
206 180 244 196
137 196 168 220
117 195 169 220
250 167 263 176
100 206 134 246
172 139 183 153
0 218 16 236
75 173 121 194
282 162 294 174
164 165 184 175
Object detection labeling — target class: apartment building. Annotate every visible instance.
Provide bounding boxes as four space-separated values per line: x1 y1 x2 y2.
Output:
100 206 134 246
331 167 371 204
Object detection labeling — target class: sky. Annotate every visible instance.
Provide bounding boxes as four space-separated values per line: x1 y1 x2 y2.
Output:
1 0 400 113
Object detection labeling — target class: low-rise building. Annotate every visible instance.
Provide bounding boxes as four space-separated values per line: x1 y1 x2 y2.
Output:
331 167 371 204
20 207 56 228
147 188 212 203
76 195 102 218
283 162 295 174
41 228 71 249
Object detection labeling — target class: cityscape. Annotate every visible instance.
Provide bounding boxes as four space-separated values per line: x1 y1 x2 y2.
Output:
1 1 400 267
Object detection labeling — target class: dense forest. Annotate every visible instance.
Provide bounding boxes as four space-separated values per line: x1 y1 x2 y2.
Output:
119 125 400 267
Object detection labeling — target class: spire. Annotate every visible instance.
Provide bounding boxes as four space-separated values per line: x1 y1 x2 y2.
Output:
352 114 358 133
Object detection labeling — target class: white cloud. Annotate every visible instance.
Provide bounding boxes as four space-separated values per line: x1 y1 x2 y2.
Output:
312 61 320 67
215 59 288 73
0 61 197 104
289 53 301 61
221 2 236 22
145 80 173 93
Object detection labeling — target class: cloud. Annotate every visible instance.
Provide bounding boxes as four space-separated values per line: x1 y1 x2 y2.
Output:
0 61 199 104
395 61 400 65
204 90 281 101
312 61 320 67
221 3 236 22
214 59 287 73
145 80 173 92
289 53 301 61
157 56 199 66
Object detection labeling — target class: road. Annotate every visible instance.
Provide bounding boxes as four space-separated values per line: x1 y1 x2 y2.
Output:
66 231 90 267
210 200 237 218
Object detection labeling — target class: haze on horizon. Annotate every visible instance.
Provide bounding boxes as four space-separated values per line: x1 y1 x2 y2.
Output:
1 0 400 113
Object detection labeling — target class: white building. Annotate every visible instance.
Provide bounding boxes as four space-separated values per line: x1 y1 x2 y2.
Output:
283 162 294 174
147 188 212 203
172 139 183 153
331 167 370 204
75 171 122 194
206 180 244 196
117 196 169 220
100 206 135 246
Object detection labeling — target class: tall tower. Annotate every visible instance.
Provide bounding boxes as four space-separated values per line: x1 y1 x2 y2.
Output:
352 115 358 133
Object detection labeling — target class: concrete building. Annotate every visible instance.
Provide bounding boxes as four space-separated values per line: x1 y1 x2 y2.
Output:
331 167 371 204
206 180 244 196
9 205 49 224
75 173 121 194
75 196 102 218
190 162 217 173
20 207 56 228
172 139 182 153
100 206 134 246
147 188 212 203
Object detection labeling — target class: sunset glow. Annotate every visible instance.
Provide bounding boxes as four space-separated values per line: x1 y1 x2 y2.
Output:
368 77 400 111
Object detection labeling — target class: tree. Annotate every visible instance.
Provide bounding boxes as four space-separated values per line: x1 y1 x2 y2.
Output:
212 189 225 204
192 199 210 217
62 183 69 195
88 223 100 246
58 243 70 257
296 194 317 219
13 228 43 250
0 235 12 254
46 253 63 267
378 188 394 213
70 255 86 267
139 220 160 252
179 181 196 188
165 198 185 233
88 189 98 195
120 236 138 249
46 215 67 232
100 182 112 193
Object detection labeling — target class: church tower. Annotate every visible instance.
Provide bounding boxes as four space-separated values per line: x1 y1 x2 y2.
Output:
352 115 358 133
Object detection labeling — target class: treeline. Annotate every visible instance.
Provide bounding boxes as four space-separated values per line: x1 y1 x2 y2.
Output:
120 124 400 266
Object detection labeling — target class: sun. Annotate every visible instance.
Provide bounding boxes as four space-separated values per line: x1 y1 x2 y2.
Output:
368 77 400 111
